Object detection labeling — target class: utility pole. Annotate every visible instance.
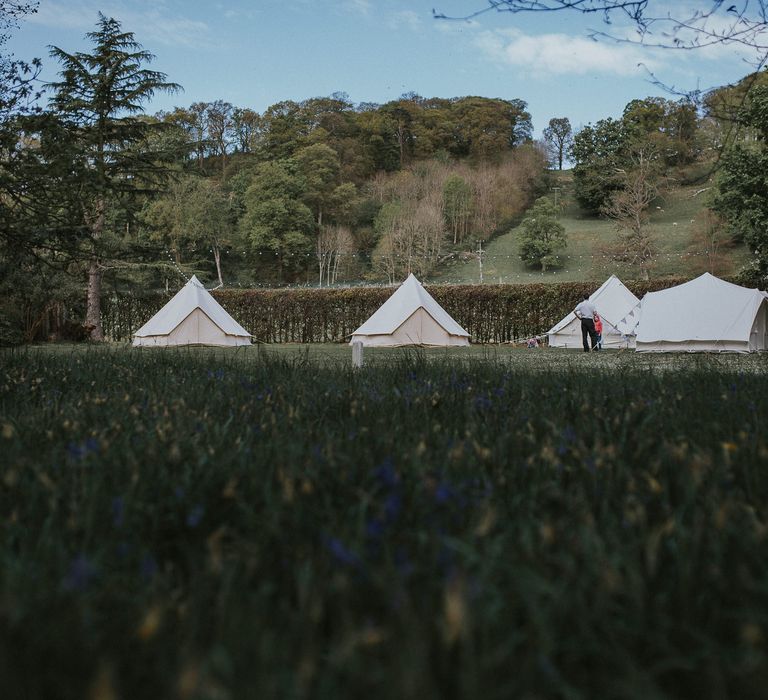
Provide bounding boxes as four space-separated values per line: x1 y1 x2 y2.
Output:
477 239 484 284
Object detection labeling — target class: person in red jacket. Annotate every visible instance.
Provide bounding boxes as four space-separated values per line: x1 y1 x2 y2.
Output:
593 312 603 350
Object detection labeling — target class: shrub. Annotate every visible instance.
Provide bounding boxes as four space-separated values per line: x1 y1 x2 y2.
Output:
100 278 692 344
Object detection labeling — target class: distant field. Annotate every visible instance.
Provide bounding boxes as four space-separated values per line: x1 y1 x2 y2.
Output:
434 171 751 285
2 345 768 698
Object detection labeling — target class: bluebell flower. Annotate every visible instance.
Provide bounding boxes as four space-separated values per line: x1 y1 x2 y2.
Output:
186 504 205 528
63 553 96 592
383 493 402 523
366 518 384 540
374 458 397 488
324 536 360 568
66 438 99 461
435 482 453 504
111 496 125 528
140 553 158 581
473 394 492 411
66 442 84 460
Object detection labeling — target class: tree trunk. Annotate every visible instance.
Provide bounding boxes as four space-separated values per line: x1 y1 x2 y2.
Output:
213 245 224 287
86 258 104 341
85 197 106 341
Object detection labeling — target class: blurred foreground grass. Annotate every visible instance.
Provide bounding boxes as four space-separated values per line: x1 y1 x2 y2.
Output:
1 345 768 699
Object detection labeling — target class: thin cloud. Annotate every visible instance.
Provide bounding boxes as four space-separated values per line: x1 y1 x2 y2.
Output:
29 0 211 48
389 10 422 32
342 0 372 16
434 17 481 34
475 28 660 77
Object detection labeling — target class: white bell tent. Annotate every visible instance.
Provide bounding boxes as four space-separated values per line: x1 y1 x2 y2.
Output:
350 274 470 347
547 275 639 349
624 273 768 353
133 276 251 347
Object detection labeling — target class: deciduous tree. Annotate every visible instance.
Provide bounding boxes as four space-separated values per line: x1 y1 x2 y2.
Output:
602 150 659 280
240 161 314 280
542 117 572 170
711 85 768 282
443 173 473 244
143 176 238 286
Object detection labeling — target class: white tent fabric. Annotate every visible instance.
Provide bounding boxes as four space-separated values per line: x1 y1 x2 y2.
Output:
547 275 639 349
350 274 470 347
627 273 768 353
133 276 251 347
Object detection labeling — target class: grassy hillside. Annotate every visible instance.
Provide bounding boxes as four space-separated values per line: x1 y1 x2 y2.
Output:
433 170 751 284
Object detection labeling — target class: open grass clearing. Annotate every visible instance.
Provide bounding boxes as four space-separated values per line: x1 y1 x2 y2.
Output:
434 175 752 285
12 341 768 374
3 344 768 698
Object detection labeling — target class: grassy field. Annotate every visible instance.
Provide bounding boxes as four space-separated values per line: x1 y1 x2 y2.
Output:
434 172 752 285
2 345 768 699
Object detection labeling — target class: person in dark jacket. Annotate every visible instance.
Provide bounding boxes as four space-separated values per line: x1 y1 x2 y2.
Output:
573 295 599 352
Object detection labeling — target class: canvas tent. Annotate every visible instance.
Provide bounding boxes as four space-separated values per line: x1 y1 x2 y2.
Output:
623 273 768 353
133 276 251 347
547 275 639 349
350 274 469 347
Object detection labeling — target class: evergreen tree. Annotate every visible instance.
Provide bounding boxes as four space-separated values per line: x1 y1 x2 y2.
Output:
48 13 179 339
517 196 566 271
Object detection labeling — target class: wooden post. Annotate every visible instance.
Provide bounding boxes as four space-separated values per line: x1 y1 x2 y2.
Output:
352 341 364 369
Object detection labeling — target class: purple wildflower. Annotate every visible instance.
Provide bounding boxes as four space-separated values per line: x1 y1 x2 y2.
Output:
63 553 97 592
186 504 205 528
66 438 99 461
324 536 360 568
111 496 125 528
383 492 402 523
140 553 158 581
435 482 453 504
373 458 397 488
366 518 385 540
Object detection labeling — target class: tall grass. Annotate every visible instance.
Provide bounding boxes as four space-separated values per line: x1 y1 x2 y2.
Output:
1 347 767 699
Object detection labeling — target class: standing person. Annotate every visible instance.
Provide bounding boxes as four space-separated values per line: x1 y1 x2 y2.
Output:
593 312 603 350
573 295 599 352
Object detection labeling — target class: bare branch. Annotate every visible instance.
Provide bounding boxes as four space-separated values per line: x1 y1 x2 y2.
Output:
434 1 768 53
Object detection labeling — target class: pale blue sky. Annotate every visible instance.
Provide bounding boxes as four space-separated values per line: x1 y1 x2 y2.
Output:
6 0 765 137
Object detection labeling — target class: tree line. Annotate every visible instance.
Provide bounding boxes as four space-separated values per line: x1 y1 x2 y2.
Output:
2 5 767 344
0 10 545 342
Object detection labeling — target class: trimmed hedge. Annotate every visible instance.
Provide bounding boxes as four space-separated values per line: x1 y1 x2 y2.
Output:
100 278 691 344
